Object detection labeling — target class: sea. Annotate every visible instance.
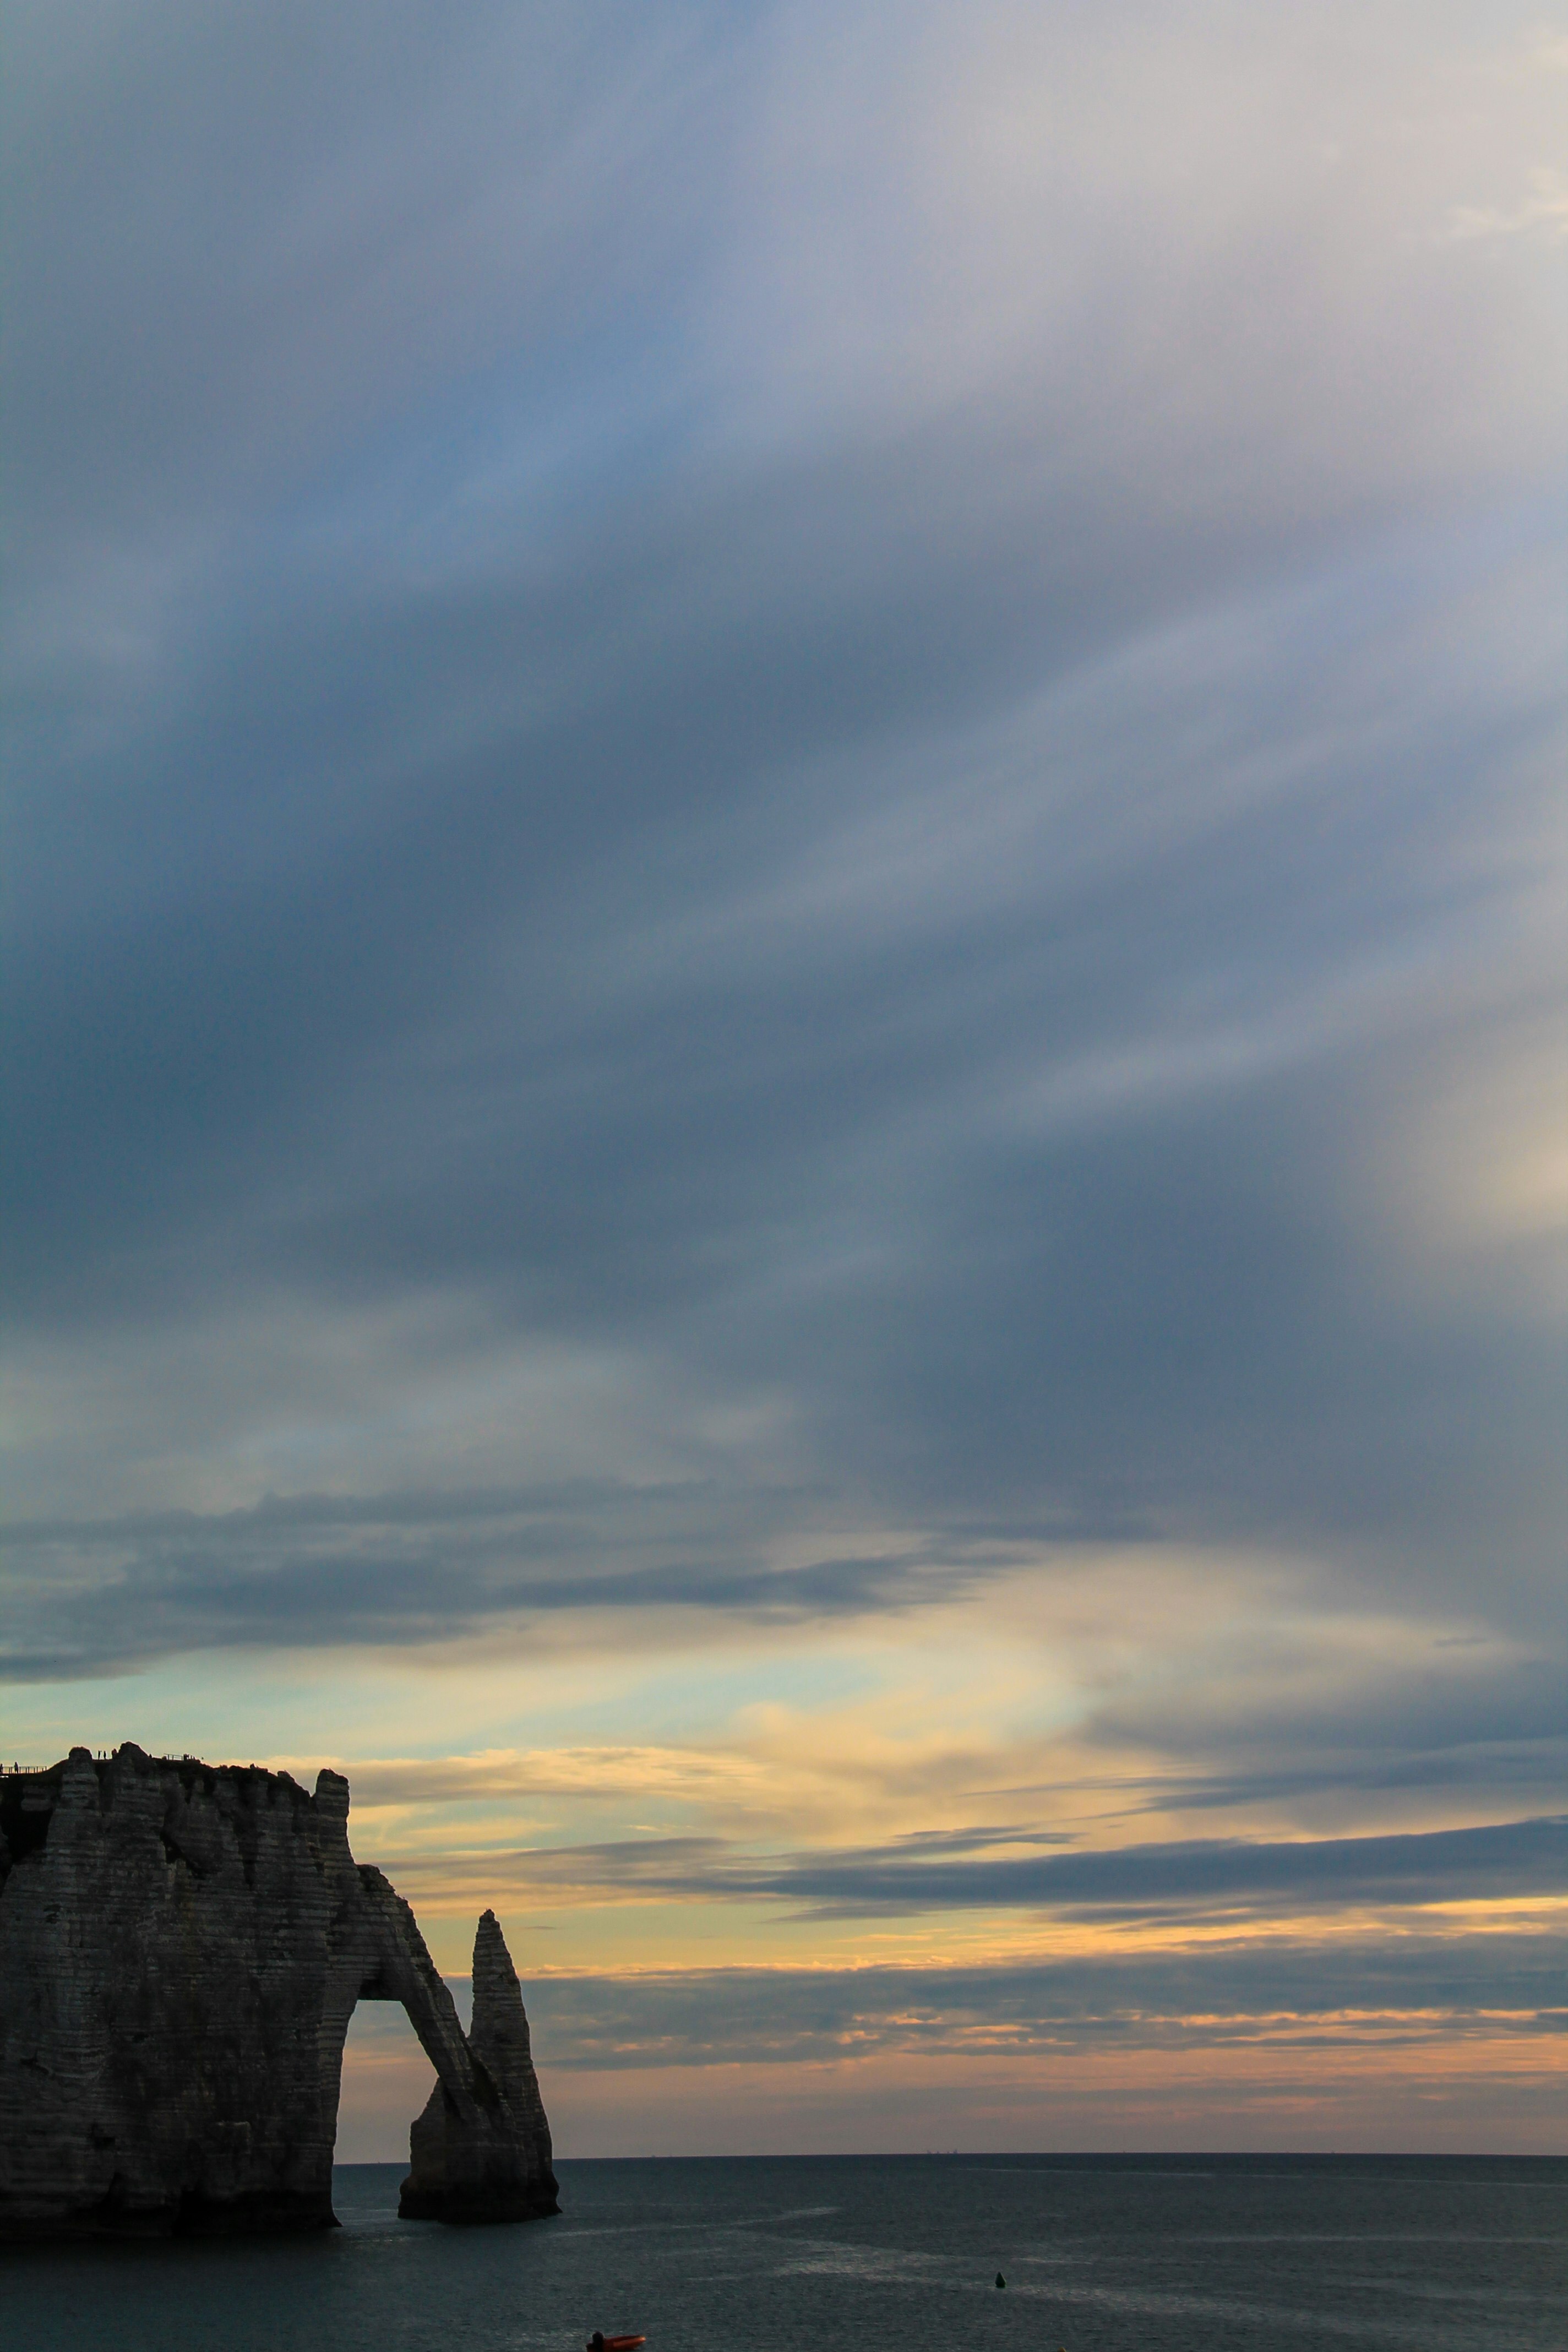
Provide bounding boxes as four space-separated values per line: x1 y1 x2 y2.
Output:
4 2154 1564 2352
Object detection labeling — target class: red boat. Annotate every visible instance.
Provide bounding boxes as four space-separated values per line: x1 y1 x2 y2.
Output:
587 2336 645 2351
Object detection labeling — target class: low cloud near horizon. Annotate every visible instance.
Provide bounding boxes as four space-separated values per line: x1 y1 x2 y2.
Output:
3 1 1565 2151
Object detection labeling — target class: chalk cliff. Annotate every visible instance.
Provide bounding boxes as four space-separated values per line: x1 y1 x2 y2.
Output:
0 1745 558 2237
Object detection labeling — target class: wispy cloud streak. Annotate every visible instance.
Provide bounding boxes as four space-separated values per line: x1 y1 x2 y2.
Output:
384 1815 1567 1921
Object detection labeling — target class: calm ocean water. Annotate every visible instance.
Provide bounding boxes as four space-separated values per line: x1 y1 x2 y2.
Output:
4 2155 1564 2352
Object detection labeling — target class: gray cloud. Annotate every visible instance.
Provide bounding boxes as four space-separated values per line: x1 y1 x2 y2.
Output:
2 0 1565 1748
0 1483 1007 1678
1123 1741 1568 1812
384 1814 1566 1923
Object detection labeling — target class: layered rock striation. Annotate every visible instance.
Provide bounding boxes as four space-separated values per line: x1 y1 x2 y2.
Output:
0 1745 558 2237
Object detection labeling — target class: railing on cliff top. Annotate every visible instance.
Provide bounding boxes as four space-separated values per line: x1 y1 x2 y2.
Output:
2 1754 269 1777
3 1750 117 1776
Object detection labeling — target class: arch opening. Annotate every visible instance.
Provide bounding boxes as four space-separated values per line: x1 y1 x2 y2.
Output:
336 1996 439 2168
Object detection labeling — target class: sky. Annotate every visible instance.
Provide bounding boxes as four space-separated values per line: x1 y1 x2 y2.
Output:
2 1 1565 2158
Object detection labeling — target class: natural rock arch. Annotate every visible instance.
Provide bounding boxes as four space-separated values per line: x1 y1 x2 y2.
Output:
0 1746 557 2237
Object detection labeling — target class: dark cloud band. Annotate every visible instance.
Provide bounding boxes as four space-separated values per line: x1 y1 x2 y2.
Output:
344 1927 1567 2072
383 1814 1567 1922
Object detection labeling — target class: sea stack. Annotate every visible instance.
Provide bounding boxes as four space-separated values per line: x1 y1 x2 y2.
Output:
0 1745 558 2238
399 1909 556 2220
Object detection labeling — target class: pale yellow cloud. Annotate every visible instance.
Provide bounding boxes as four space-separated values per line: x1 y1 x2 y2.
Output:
1449 167 1568 241
299 1743 774 1810
1387 1012 1568 1314
265 1538 1549 1942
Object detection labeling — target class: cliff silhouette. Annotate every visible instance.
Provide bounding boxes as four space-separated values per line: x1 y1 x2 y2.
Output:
0 1745 557 2236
